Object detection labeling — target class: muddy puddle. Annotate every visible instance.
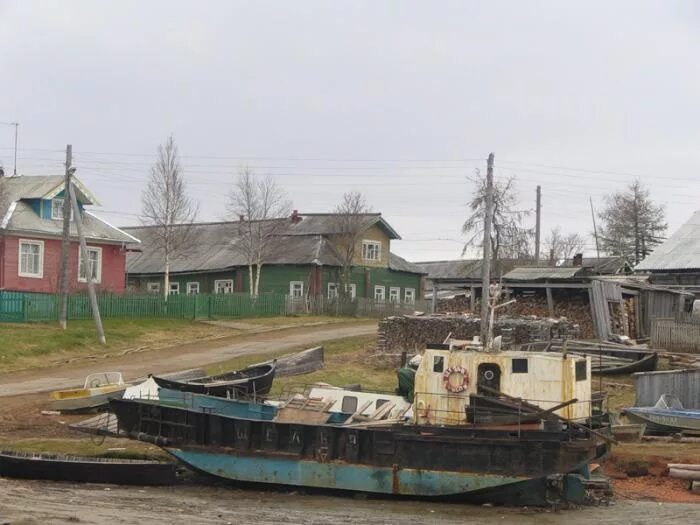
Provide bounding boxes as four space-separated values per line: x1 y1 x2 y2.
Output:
0 478 698 525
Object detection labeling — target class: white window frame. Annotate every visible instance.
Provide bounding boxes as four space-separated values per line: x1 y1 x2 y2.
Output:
187 282 200 295
214 279 234 294
389 286 400 303
147 282 161 293
345 283 357 300
77 245 102 284
18 239 44 278
362 240 382 261
404 287 416 305
290 281 304 298
374 285 385 303
51 198 71 220
169 282 180 295
327 282 338 299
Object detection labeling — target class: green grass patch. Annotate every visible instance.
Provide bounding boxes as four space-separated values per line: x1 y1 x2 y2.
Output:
205 334 396 395
0 316 371 373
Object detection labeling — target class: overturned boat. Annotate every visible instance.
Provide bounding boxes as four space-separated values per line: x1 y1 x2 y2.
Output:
151 362 276 398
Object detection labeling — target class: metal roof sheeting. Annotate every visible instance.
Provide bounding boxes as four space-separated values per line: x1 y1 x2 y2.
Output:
636 210 700 271
503 266 584 281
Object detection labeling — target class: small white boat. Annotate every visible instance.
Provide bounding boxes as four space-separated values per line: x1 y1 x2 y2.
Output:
49 372 129 412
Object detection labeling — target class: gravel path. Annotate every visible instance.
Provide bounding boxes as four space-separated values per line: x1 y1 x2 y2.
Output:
0 321 376 397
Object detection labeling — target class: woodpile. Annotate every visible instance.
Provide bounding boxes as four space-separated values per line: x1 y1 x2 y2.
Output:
436 291 595 339
376 314 578 353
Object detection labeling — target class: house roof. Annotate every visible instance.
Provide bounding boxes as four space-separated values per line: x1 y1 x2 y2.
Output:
123 221 418 275
389 253 426 274
636 210 700 271
282 213 401 239
0 175 99 205
0 175 135 244
413 258 525 280
503 266 585 281
561 256 630 274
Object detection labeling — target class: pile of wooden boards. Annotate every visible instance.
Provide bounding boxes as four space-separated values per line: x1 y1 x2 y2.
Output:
668 464 700 492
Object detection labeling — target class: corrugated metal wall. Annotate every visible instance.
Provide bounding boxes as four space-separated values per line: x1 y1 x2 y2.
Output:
634 369 700 408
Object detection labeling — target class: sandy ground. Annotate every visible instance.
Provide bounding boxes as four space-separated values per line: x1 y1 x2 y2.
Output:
1 478 699 525
0 321 377 397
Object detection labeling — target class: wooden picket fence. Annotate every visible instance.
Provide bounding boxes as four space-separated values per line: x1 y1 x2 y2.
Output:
0 290 429 323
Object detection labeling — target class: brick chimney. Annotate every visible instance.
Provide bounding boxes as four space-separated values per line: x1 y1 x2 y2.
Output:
290 209 302 224
573 253 583 267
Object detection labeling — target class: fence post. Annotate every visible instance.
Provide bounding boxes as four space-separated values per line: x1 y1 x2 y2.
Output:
22 294 28 323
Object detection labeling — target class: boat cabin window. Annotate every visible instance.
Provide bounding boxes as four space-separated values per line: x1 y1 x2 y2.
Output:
575 360 587 381
341 396 358 413
512 358 528 374
376 399 389 409
433 356 444 373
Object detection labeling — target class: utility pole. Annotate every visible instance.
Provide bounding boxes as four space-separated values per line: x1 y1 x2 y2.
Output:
0 122 18 175
58 145 72 329
589 197 600 259
480 153 494 347
534 185 541 264
69 182 106 345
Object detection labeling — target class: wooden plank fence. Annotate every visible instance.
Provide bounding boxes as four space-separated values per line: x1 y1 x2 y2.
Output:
651 317 700 353
0 291 426 323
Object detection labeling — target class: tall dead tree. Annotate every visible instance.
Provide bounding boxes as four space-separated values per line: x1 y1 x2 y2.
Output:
462 173 533 265
141 135 198 299
332 192 371 302
598 180 667 265
227 168 290 296
545 227 587 265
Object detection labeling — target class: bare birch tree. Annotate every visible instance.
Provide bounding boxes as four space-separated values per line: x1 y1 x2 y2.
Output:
141 135 198 299
462 172 533 262
227 168 291 296
545 227 587 265
332 192 371 301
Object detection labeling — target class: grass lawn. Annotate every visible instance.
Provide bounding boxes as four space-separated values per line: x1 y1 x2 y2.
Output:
0 315 369 373
206 334 396 394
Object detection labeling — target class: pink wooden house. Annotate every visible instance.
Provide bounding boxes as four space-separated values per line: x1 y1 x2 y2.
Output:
0 175 139 294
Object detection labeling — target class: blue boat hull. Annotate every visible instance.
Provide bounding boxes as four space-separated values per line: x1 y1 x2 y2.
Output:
167 448 589 505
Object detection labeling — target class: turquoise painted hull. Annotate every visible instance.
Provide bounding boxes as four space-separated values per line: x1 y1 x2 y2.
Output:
158 389 278 420
168 448 531 497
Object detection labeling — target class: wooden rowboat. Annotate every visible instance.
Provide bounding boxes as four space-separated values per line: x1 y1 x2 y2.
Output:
0 450 177 485
151 362 276 398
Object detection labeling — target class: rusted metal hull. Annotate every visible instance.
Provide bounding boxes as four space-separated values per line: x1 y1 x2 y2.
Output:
110 398 602 505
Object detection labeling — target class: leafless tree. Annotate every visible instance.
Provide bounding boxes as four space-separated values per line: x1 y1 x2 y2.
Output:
141 135 198 299
332 192 371 301
227 168 291 296
462 172 533 262
545 227 587 265
599 180 667 264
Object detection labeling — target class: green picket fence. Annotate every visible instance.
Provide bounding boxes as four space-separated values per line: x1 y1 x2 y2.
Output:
0 291 287 323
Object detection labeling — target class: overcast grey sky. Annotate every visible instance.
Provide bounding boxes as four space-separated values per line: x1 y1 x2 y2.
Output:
1 0 699 262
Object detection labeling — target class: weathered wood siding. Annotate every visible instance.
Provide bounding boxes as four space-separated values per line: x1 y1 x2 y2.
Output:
650 317 700 353
635 369 700 408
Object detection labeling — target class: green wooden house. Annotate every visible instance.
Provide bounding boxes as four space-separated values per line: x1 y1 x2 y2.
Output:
122 213 425 303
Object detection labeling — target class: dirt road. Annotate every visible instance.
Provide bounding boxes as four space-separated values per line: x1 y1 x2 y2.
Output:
0 321 376 397
0 479 698 525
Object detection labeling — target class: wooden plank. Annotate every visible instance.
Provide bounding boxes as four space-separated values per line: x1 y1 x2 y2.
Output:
546 286 554 317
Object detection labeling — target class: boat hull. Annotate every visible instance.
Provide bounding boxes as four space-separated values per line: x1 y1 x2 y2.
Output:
166 448 589 505
0 451 177 485
623 407 700 434
49 386 127 412
152 363 275 398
